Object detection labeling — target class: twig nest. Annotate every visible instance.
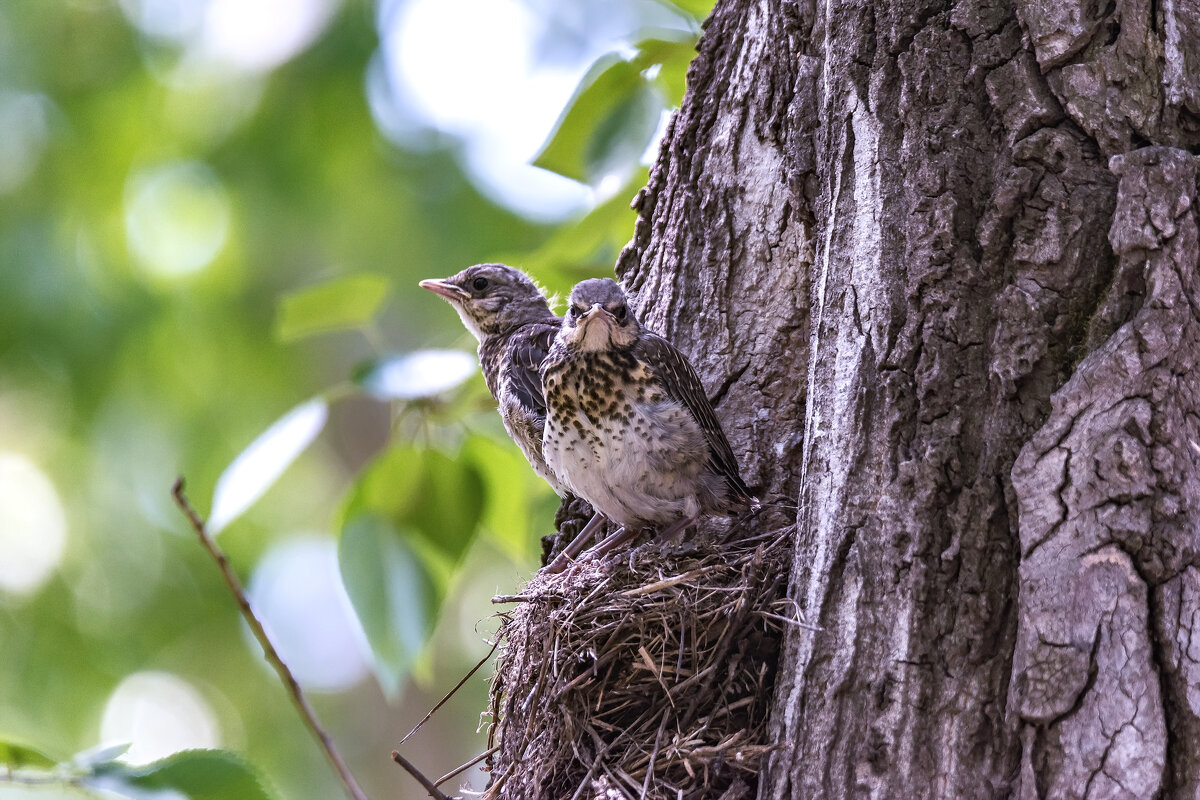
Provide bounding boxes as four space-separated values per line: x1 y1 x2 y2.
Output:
485 516 796 800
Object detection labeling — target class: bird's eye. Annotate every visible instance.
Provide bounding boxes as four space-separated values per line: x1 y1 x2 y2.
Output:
613 305 627 321
472 276 489 291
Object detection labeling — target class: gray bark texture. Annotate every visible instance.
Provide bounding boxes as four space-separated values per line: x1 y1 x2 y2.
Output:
611 0 1200 797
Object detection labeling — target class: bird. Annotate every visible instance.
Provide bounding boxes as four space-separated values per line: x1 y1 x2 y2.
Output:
540 278 755 568
418 263 564 492
419 263 606 560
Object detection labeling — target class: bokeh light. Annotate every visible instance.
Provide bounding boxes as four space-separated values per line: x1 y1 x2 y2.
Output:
119 0 206 42
0 453 67 597
247 537 370 692
194 0 341 73
360 349 476 400
100 671 221 765
377 0 589 220
0 91 50 195
121 0 340 74
374 0 689 220
124 160 231 280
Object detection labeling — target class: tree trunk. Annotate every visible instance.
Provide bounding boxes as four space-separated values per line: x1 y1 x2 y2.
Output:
489 0 1200 796
613 0 1200 797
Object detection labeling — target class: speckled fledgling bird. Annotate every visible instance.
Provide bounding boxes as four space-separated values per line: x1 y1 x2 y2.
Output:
420 264 607 561
419 263 565 492
540 278 755 565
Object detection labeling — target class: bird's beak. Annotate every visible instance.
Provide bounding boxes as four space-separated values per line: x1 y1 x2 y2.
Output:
419 278 469 302
578 303 614 324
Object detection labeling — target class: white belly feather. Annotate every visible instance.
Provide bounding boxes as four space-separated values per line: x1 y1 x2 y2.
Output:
543 394 709 529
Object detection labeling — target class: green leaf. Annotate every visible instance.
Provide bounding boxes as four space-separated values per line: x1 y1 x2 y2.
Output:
340 443 485 566
274 274 391 342
338 443 423 528
535 56 663 184
335 443 486 693
405 448 486 563
462 433 552 563
664 0 717 20
338 515 437 697
633 37 699 106
88 749 275 800
514 169 648 290
588 82 664 179
209 398 328 534
0 737 57 769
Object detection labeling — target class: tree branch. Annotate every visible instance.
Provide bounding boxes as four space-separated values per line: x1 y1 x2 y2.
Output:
390 751 452 800
171 477 369 800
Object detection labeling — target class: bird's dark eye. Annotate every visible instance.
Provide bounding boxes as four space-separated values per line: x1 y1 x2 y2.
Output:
472 276 489 291
613 305 627 321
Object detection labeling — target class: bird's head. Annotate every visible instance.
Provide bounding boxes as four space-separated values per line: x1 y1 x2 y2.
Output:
559 278 639 353
419 263 555 341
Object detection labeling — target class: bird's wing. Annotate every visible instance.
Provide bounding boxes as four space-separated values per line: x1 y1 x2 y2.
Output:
635 332 752 501
505 319 561 417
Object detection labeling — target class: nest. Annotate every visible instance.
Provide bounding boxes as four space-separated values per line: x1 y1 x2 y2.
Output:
484 515 797 800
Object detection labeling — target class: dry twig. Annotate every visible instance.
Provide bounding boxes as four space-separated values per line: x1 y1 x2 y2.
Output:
171 478 369 800
391 751 452 800
486 521 797 799
399 637 500 746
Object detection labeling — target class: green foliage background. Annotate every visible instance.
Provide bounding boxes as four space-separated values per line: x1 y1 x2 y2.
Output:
0 1 707 797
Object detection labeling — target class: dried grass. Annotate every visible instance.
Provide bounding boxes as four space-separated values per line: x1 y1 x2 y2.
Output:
483 515 797 800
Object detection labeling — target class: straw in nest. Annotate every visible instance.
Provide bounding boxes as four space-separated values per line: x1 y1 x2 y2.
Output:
483 517 800 800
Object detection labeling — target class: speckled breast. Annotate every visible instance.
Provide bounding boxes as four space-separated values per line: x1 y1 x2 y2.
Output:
543 351 658 439
542 348 708 528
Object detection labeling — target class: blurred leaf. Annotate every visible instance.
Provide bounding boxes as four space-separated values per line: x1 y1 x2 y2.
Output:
407 448 486 561
0 737 57 768
338 442 423 526
338 515 437 697
73 742 131 768
356 349 476 400
589 83 663 178
274 274 391 342
341 443 485 566
663 0 718 20
462 433 544 563
535 56 663 184
633 37 699 106
88 749 275 800
209 399 328 534
517 170 648 290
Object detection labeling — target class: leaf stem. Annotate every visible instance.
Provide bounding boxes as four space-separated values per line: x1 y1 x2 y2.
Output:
0 772 78 787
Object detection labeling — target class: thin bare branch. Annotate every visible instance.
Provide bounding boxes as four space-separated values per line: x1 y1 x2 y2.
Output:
434 745 500 787
399 637 500 747
171 477 368 800
390 751 452 800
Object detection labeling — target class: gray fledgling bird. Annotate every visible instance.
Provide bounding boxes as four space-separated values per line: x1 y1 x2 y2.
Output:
419 263 564 492
540 278 755 564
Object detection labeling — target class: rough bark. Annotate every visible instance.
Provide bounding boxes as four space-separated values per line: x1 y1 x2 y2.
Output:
610 0 1200 797
1010 147 1200 799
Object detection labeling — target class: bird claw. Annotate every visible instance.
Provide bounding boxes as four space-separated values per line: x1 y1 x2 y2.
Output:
541 512 607 575
554 526 637 574
657 513 699 544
